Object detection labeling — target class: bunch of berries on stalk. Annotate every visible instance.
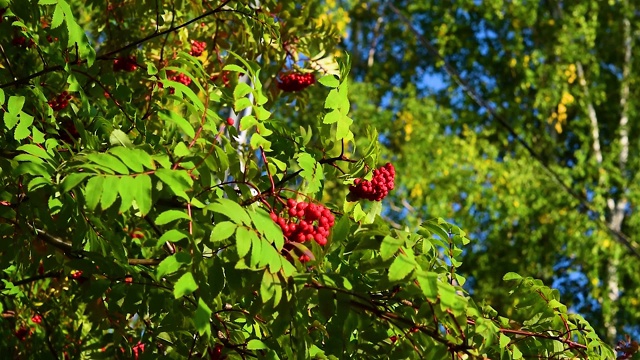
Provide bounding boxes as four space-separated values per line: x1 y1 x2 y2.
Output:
12 36 34 48
270 199 335 247
349 163 396 201
113 55 138 72
189 40 206 56
166 71 192 94
276 72 315 92
48 91 72 111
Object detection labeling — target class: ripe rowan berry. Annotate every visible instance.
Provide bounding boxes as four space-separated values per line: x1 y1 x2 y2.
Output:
271 199 335 247
113 55 138 72
349 163 395 201
189 40 207 56
277 72 315 92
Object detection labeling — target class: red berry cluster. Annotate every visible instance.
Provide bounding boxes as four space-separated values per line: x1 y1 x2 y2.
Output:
276 72 315 92
48 91 72 111
46 35 59 43
15 326 31 341
349 163 396 201
113 55 138 72
70 270 83 280
189 40 206 56
270 199 335 247
31 314 43 325
166 71 192 94
12 36 34 48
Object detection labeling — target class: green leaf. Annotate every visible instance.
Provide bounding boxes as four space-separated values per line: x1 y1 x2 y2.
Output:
7 96 25 114
3 113 18 130
155 210 191 225
159 110 195 139
417 272 439 299
380 236 404 261
234 82 253 99
173 272 198 299
132 174 152 215
86 153 129 175
155 168 192 200
250 133 271 150
235 97 253 112
318 74 340 88
388 253 415 281
249 208 284 250
254 106 271 121
235 227 253 257
323 109 341 124
239 115 258 131
32 127 45 143
210 221 237 242
260 270 275 303
222 64 246 73
109 129 133 148
499 333 510 348
108 147 144 173
336 114 353 140
193 298 212 336
118 176 135 213
207 199 251 225
100 176 120 210
246 339 268 350
422 219 451 241
503 272 522 281
173 142 190 157
14 113 34 141
158 230 188 246
84 176 104 211
51 2 64 28
61 173 91 193
157 252 192 278
18 144 52 161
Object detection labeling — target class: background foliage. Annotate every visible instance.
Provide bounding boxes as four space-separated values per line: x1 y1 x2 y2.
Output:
0 0 631 359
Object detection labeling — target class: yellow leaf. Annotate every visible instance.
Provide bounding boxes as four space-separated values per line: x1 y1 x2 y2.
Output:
554 122 563 133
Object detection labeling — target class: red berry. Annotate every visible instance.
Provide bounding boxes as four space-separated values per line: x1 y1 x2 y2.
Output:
299 254 311 263
15 326 30 341
272 200 335 247
349 163 395 201
70 270 83 279
189 40 207 56
113 55 138 72
390 335 398 343
226 117 235 126
209 344 223 359
277 71 315 92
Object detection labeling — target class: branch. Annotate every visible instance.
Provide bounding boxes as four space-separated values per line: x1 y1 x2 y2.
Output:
575 62 603 167
10 219 165 266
